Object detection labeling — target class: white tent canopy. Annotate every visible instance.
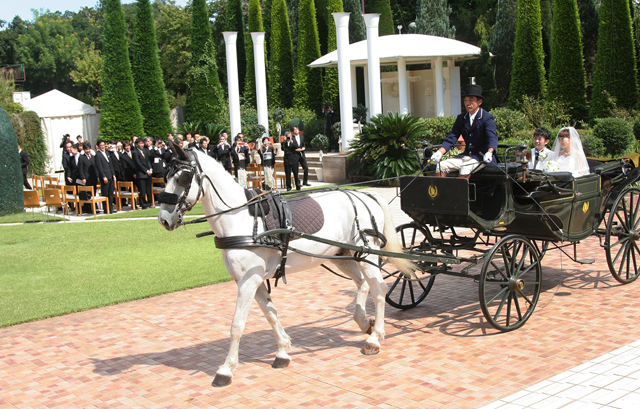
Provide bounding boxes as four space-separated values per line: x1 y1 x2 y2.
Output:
22 89 99 175
309 34 482 68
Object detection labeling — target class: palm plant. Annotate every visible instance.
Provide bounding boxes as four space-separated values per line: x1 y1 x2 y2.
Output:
349 112 427 180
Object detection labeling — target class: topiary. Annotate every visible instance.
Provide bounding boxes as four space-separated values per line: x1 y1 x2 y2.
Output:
349 112 427 180
633 116 640 140
310 134 329 151
592 117 634 157
579 129 606 157
491 108 528 139
421 116 456 144
0 107 23 215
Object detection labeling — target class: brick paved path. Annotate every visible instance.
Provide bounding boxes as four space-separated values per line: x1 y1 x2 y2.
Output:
3 188 640 408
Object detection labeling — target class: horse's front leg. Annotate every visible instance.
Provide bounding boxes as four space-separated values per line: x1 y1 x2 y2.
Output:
359 261 388 355
254 283 292 368
213 274 263 387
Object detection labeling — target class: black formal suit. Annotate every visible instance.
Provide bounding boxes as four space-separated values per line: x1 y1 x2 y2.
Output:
213 142 233 173
62 151 73 184
19 149 31 189
132 148 153 208
77 153 97 188
441 108 498 165
69 154 80 184
109 150 125 182
150 147 167 178
282 139 300 190
95 150 116 213
120 150 136 182
291 133 309 185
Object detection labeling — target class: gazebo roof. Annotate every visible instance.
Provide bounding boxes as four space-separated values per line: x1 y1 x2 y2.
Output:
309 34 482 68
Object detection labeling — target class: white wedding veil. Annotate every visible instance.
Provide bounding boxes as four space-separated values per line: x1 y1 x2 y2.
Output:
544 127 590 177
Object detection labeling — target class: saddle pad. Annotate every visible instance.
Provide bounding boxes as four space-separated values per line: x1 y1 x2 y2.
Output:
245 189 324 235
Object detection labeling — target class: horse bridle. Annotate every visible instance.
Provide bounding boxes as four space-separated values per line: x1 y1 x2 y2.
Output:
158 150 203 220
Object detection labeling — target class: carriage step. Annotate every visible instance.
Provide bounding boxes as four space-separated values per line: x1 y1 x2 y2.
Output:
576 258 595 264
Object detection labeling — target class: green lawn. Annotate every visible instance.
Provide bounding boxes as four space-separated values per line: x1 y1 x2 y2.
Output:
0 212 65 224
86 202 207 220
0 220 230 327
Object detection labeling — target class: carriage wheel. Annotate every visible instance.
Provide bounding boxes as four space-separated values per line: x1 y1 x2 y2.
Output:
479 235 542 331
384 223 436 310
530 240 550 260
605 188 640 284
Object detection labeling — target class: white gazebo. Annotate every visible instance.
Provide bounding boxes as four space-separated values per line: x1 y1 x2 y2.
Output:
309 33 483 119
22 89 99 174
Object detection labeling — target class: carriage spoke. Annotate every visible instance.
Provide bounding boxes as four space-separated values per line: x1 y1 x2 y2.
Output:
515 288 534 306
493 290 509 322
612 238 630 265
631 193 640 227
490 260 509 281
632 242 640 278
505 292 512 327
399 279 408 303
513 292 523 320
622 198 631 230
487 285 509 304
617 242 631 279
615 210 628 231
408 279 416 304
387 275 402 293
609 236 629 249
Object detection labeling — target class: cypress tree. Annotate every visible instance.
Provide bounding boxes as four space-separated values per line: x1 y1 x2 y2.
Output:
508 0 547 107
415 0 456 38
265 0 273 61
548 0 587 121
316 0 329 54
579 0 599 84
132 0 172 138
294 0 323 112
0 107 22 215
100 0 144 140
322 0 343 111
591 0 638 118
343 0 366 43
186 0 225 124
269 0 295 107
245 0 265 107
226 0 247 94
490 0 517 105
365 0 395 36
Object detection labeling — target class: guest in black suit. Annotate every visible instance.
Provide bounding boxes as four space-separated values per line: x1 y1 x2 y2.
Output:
109 141 125 182
95 139 117 213
62 141 74 184
120 141 136 182
132 138 153 208
291 126 310 186
213 132 232 174
150 138 168 179
282 131 300 191
69 144 80 184
77 142 98 213
18 144 31 189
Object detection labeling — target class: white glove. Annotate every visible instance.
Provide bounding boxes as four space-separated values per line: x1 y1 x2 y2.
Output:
430 150 443 163
483 151 493 163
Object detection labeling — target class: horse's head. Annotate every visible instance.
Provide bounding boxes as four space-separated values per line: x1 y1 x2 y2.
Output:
158 141 202 231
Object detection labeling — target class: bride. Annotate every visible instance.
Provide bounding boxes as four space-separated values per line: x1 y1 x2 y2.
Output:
542 127 590 177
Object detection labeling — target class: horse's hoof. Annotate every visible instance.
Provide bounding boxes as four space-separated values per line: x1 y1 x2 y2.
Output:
362 341 380 355
272 356 291 369
212 373 233 387
366 319 375 335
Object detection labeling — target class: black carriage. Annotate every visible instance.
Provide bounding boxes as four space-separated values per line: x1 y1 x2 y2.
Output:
384 144 640 331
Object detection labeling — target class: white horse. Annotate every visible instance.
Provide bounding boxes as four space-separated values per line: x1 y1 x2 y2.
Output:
158 142 414 387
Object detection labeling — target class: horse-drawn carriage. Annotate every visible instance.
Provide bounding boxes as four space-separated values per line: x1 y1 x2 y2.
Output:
384 144 640 331
157 140 640 386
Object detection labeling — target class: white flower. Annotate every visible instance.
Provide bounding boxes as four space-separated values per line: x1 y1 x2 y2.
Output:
539 150 549 160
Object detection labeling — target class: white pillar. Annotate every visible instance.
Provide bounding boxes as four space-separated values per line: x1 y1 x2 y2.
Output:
364 14 382 118
223 32 242 137
397 57 408 115
333 13 354 152
251 32 269 138
350 65 357 108
434 56 445 117
449 64 462 116
363 65 370 121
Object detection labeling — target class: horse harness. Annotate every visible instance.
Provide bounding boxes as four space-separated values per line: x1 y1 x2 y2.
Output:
159 148 388 290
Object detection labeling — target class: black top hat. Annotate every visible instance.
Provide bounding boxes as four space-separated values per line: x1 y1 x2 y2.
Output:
464 84 484 100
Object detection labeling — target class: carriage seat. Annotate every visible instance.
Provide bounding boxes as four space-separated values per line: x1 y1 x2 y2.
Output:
524 171 574 202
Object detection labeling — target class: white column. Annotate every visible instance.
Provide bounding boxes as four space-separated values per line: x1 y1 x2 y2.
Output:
223 32 241 137
350 65 357 108
448 64 462 116
363 65 370 121
434 56 445 117
397 57 408 115
251 32 269 138
333 13 354 152
364 14 382 118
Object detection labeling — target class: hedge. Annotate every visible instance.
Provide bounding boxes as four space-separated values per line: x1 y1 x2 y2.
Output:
0 107 23 215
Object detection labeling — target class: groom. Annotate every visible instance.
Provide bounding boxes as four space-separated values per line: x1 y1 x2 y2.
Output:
430 84 498 178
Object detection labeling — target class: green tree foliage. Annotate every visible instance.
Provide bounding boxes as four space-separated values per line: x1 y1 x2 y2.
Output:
415 0 455 38
322 0 343 112
548 0 587 121
591 0 638 119
245 0 265 107
294 0 323 112
508 0 547 107
491 0 517 105
264 0 273 60
593 117 634 156
365 0 395 36
349 113 427 180
343 0 366 43
225 0 247 94
316 0 329 54
0 107 22 215
100 0 144 141
468 43 497 110
288 0 300 65
10 111 48 176
391 0 417 34
71 7 104 51
269 0 295 108
0 17 29 65
132 0 172 137
69 45 103 107
14 13 85 95
578 0 600 84
540 0 553 72
449 0 495 44
186 0 225 124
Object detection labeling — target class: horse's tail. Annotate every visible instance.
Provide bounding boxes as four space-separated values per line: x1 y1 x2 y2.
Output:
371 193 417 279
